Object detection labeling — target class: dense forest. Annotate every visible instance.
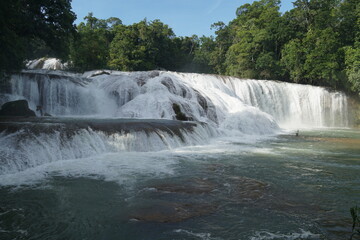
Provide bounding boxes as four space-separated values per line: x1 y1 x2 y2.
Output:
0 0 359 95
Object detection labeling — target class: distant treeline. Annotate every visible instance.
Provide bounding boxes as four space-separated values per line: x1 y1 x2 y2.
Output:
0 0 359 95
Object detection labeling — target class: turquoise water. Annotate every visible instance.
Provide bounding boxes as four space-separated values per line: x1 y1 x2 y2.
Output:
0 129 359 240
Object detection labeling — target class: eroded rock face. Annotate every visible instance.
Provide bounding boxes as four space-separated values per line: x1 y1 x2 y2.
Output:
0 100 36 117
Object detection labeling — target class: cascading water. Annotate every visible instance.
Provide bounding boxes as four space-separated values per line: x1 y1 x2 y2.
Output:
0 119 214 175
8 71 117 116
4 70 349 127
0 69 350 175
0 67 358 240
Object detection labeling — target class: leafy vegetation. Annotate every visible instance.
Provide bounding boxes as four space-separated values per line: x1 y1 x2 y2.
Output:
0 0 359 95
0 0 76 75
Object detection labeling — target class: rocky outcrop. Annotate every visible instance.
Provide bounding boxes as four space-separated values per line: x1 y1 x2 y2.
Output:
0 100 35 117
172 103 189 121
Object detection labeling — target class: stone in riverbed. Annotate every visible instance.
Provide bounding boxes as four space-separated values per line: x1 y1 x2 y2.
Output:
130 202 217 223
0 100 36 117
154 178 216 194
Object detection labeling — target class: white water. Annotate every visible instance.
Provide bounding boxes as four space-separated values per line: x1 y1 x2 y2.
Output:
5 70 349 128
0 122 214 175
0 70 350 176
26 58 67 70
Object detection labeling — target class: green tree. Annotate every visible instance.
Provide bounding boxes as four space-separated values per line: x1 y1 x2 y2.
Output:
342 0 360 95
338 0 360 46
280 0 348 87
224 0 284 79
0 0 76 75
302 28 342 87
345 44 360 95
281 39 305 83
69 13 121 71
109 19 175 71
193 36 216 73
210 22 234 75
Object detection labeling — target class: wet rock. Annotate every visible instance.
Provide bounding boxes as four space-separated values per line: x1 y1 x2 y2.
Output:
135 71 160 86
154 178 216 194
161 77 177 94
227 176 269 202
172 103 189 121
88 70 111 77
194 90 218 124
131 202 217 223
0 100 36 117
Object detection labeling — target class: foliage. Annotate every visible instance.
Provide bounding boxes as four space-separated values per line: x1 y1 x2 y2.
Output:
224 0 284 79
345 44 360 95
69 13 121 71
214 0 359 94
0 0 76 74
171 35 200 72
108 19 176 71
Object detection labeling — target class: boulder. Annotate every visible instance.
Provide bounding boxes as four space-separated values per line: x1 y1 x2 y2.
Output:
0 100 36 117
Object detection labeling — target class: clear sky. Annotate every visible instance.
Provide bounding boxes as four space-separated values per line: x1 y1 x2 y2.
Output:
71 0 294 37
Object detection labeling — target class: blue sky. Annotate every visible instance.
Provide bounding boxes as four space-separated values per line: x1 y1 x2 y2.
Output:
71 0 294 37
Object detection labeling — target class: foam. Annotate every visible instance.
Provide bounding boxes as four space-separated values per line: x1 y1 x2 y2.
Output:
0 151 177 187
250 229 321 240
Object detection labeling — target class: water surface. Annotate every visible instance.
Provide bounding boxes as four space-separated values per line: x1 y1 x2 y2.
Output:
1 128 359 240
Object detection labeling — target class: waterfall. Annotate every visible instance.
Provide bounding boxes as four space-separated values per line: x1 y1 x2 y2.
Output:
0 69 351 175
3 70 349 129
0 119 215 175
8 70 117 116
226 78 349 127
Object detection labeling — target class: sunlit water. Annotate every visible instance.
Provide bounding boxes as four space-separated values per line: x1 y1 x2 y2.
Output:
0 69 357 239
0 128 359 240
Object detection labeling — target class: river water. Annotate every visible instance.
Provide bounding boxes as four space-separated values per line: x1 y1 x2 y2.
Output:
0 70 358 239
0 128 359 240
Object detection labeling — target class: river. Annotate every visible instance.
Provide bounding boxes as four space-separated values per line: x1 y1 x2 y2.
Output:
0 70 358 239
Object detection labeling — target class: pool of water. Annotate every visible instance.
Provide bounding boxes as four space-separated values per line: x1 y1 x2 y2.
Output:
0 128 359 240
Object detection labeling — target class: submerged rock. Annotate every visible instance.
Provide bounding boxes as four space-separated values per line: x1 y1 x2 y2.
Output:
154 178 217 194
0 100 36 117
228 176 269 202
130 202 217 223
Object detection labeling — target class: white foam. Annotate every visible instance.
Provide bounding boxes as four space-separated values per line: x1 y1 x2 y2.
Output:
174 229 221 240
0 151 177 187
7 70 349 129
0 123 214 175
26 58 67 70
250 229 321 240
